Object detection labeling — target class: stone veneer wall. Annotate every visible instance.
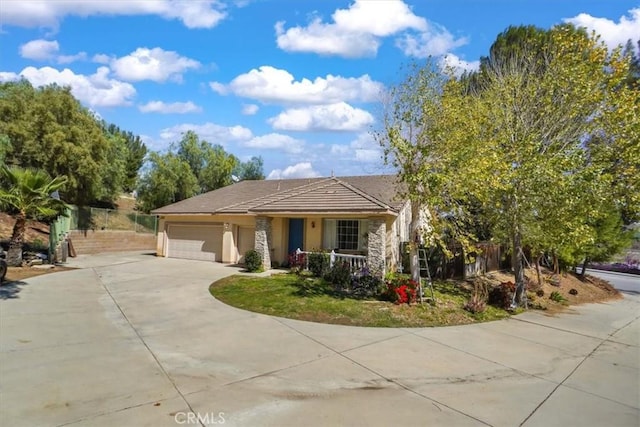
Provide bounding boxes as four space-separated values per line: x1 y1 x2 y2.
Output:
367 218 386 274
254 216 272 269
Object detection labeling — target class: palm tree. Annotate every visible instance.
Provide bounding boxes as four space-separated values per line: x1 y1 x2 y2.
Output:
0 166 68 266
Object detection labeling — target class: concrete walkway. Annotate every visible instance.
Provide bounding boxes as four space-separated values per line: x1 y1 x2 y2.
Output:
1 252 638 426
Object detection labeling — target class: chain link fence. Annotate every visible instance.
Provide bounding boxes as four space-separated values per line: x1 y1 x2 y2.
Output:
70 206 157 234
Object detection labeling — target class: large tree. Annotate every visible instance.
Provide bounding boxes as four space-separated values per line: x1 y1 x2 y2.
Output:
0 166 68 266
0 81 144 205
378 25 638 305
137 131 264 212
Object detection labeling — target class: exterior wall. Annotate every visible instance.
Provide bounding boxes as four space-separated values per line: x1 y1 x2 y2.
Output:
389 201 412 272
305 217 323 250
255 216 272 269
157 214 255 261
367 217 387 274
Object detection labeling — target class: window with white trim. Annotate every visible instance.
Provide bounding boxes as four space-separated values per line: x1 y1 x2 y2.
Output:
323 219 368 251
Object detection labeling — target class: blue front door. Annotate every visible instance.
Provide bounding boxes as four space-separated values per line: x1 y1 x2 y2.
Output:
288 218 304 255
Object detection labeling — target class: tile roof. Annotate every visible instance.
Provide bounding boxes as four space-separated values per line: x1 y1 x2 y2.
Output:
152 174 405 215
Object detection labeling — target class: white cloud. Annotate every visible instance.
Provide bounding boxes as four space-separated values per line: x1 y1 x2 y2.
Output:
0 72 20 82
267 162 321 179
1 66 136 107
241 103 259 115
211 66 383 105
242 133 304 154
396 24 468 57
564 8 640 50
110 47 200 83
269 102 374 132
2 0 226 29
330 133 381 163
440 54 480 75
275 0 426 57
159 122 253 144
138 101 202 114
19 39 88 64
19 39 59 60
57 52 88 64
92 54 111 64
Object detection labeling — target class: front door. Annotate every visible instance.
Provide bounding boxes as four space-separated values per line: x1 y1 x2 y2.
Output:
288 218 304 255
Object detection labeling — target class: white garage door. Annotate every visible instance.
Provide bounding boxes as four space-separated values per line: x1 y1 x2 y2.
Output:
237 226 255 263
167 224 222 262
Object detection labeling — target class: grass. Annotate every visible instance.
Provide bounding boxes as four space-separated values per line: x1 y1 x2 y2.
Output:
209 273 512 327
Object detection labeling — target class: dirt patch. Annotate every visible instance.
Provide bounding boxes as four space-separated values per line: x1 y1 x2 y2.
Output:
480 267 621 314
0 213 49 246
3 265 77 284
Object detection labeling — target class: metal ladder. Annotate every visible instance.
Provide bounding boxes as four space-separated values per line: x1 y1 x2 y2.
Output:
418 248 435 303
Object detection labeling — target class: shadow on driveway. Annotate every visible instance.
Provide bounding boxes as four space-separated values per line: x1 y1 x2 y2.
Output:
0 280 29 299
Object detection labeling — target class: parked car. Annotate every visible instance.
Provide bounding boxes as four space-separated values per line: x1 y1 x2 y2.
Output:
0 248 7 283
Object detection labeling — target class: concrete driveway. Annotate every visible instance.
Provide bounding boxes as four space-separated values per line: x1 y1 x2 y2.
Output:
1 252 638 427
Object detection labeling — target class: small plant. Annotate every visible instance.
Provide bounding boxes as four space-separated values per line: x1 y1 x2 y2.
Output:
549 290 567 303
536 289 545 297
464 281 488 314
288 251 306 274
384 275 419 305
488 281 515 310
350 267 384 299
569 288 578 295
325 261 352 292
308 251 330 278
244 249 263 273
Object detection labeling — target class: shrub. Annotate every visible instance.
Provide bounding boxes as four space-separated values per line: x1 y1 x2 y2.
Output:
308 251 330 277
488 281 515 309
288 251 306 274
244 249 263 272
549 291 567 303
464 282 488 314
351 267 384 299
325 261 352 291
384 275 419 305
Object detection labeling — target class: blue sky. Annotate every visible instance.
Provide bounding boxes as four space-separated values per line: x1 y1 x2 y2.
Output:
1 1 638 179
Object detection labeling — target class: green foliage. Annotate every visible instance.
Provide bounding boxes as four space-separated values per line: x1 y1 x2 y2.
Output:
308 251 330 277
136 152 199 213
0 81 144 205
244 249 263 272
549 291 567 303
103 123 147 192
350 270 384 299
235 156 265 180
378 25 639 306
324 261 352 291
137 131 257 212
0 165 68 265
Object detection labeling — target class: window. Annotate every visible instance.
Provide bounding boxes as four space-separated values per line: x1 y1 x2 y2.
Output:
337 220 359 250
323 219 368 251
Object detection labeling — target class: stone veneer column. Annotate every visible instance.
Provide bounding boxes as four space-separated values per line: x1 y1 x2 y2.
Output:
254 216 272 270
367 217 386 275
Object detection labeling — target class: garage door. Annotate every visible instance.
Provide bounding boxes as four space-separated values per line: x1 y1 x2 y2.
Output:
237 226 255 263
167 224 222 262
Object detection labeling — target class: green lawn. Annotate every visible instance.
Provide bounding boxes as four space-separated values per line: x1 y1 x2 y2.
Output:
209 273 512 327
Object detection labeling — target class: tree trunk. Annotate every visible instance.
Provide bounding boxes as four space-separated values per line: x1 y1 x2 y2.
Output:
513 230 525 306
578 258 589 276
410 200 421 284
536 253 543 288
7 213 26 267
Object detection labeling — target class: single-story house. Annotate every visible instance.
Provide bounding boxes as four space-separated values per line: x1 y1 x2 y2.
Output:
151 174 412 272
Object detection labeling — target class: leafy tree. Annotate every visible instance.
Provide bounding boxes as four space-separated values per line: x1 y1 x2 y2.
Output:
103 123 147 192
378 25 638 305
235 156 265 181
136 152 198 213
0 81 122 205
0 166 68 266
